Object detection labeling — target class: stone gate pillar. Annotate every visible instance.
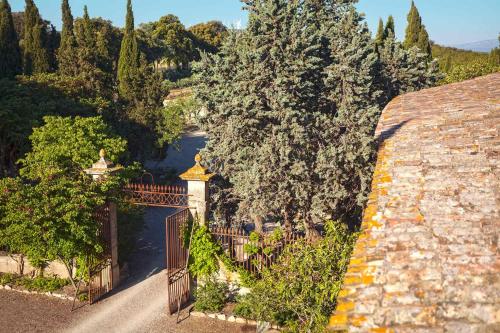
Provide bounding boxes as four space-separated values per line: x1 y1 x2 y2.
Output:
179 153 214 225
85 149 122 288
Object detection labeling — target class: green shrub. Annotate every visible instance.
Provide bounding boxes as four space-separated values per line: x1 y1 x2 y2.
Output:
194 276 229 313
234 221 358 333
0 273 69 292
16 276 69 292
0 272 16 285
233 295 256 319
442 61 500 84
187 224 221 278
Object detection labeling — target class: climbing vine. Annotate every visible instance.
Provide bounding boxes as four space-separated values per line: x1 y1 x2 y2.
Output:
181 221 257 286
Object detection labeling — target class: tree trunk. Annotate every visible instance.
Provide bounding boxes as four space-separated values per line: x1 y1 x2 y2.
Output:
304 213 321 240
253 215 263 234
58 256 78 290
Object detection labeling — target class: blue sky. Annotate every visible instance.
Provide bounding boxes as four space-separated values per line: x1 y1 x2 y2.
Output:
9 0 500 46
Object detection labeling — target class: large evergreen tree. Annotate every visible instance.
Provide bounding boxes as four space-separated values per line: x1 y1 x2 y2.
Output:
23 0 50 75
117 0 140 99
314 8 381 223
58 0 77 76
72 6 115 95
195 0 441 235
0 0 22 78
196 0 382 234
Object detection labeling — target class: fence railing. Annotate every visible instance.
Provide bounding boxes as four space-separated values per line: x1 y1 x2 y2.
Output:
210 226 305 274
123 183 190 208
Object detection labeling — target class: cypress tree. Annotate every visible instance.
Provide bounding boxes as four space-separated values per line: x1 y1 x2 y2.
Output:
23 0 50 75
374 17 384 49
417 24 432 58
383 15 395 40
58 0 77 75
404 1 420 48
72 6 112 94
404 1 431 57
0 0 22 78
117 0 140 99
195 0 441 234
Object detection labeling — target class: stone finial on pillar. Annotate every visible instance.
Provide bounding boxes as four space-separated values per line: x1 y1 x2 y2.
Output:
84 149 122 288
84 149 123 181
179 153 215 225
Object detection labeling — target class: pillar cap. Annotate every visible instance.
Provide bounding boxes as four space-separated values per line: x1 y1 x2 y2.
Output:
179 153 215 182
84 148 123 177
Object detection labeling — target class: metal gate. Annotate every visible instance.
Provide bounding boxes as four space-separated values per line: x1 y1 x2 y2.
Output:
87 181 193 313
88 204 113 304
165 208 192 315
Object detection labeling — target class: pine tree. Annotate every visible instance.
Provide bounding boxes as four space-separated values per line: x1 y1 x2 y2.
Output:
0 0 22 78
383 15 395 40
58 0 77 75
117 0 140 99
374 18 384 50
23 0 50 75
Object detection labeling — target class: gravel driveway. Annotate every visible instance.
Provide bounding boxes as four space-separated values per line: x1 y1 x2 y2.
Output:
1 130 253 333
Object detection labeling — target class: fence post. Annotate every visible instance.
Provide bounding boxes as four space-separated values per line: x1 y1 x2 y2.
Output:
84 149 122 289
179 153 215 225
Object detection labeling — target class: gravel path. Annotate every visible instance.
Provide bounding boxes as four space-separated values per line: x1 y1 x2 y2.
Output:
0 130 250 333
62 130 248 333
145 128 207 176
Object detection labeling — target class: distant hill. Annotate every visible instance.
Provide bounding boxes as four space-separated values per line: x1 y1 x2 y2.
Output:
450 39 498 53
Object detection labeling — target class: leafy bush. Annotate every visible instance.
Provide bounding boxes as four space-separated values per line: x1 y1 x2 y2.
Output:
16 276 69 292
442 61 500 84
233 295 256 319
157 97 194 147
194 276 229 313
235 221 357 333
0 273 16 285
0 273 69 292
187 224 221 278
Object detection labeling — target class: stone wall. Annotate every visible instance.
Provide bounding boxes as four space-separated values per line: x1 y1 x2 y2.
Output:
328 73 500 332
0 253 74 278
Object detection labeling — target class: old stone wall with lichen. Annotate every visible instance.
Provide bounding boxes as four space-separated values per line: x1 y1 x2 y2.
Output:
328 73 500 332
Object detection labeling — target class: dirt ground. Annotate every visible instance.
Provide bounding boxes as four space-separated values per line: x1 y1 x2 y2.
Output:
0 290 255 333
0 290 78 333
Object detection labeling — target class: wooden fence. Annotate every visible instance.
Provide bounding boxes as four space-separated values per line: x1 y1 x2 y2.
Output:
210 226 305 274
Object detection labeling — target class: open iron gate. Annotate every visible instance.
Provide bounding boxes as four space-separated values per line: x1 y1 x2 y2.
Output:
87 183 193 313
165 208 192 315
88 204 113 304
